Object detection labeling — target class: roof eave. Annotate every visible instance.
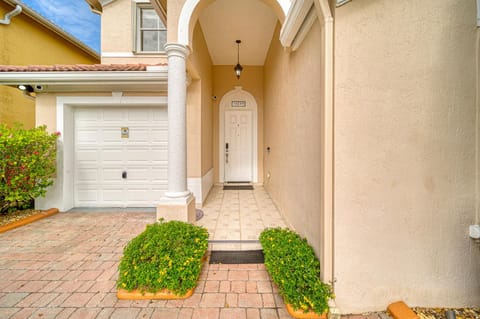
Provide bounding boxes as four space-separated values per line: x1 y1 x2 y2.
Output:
0 70 169 92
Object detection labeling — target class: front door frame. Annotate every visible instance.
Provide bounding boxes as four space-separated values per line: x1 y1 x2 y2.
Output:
219 87 258 184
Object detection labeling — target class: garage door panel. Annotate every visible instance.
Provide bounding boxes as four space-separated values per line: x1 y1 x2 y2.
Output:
101 149 124 162
102 188 125 202
102 129 124 144
126 128 150 143
76 130 100 144
152 168 168 180
76 150 98 161
102 108 125 121
153 109 167 121
152 129 168 142
76 169 98 181
102 169 123 183
76 109 100 121
150 149 168 161
127 109 151 121
76 189 98 202
74 106 168 207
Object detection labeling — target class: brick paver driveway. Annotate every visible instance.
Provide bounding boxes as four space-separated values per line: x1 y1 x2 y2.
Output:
0 212 293 319
0 211 387 319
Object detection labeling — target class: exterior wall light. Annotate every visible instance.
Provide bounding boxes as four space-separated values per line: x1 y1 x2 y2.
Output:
18 84 34 93
234 40 243 79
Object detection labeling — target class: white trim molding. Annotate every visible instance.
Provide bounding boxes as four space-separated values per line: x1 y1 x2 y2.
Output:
187 168 214 206
291 5 317 51
279 0 315 50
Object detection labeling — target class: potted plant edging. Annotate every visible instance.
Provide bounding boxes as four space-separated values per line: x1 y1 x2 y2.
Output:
117 219 209 300
259 227 334 319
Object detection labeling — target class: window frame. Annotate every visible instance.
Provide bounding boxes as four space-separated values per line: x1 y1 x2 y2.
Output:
133 2 167 54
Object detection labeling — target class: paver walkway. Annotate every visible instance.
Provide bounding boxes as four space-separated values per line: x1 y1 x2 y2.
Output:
0 212 388 319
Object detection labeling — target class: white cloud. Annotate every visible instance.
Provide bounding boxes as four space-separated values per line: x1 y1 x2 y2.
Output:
20 0 100 52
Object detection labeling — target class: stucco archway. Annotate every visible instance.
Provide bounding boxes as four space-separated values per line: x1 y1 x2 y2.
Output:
177 0 290 48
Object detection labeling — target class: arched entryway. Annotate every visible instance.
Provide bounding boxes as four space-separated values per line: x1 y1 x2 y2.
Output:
169 0 335 289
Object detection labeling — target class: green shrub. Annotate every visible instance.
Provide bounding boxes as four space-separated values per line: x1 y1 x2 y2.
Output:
117 220 209 295
0 124 59 213
259 227 334 314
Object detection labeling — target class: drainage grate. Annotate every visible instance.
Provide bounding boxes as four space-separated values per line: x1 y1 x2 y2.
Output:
209 250 264 264
223 185 254 190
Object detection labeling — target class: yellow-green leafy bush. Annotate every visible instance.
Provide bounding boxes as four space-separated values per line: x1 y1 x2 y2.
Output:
0 124 59 213
260 227 334 314
118 220 209 295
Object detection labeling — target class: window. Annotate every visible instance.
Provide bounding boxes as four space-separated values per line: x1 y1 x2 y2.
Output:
136 6 166 53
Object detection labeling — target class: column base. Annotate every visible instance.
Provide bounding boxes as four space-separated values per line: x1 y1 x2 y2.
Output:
156 194 196 223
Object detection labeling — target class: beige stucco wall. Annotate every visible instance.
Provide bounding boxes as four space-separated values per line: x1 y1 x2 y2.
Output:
263 21 323 255
0 1 98 129
212 65 264 184
100 0 167 64
334 0 480 312
186 23 213 178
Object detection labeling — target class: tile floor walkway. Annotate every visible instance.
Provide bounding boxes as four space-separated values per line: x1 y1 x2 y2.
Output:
198 186 287 250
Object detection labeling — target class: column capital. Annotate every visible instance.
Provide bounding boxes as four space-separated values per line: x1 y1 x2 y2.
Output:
164 43 190 59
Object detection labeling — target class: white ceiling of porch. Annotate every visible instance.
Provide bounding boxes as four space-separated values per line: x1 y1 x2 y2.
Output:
198 0 278 66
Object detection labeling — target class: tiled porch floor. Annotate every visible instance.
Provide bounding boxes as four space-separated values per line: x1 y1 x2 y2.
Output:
197 186 288 250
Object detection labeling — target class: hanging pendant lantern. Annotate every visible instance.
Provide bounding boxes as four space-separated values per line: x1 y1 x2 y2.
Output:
234 40 243 79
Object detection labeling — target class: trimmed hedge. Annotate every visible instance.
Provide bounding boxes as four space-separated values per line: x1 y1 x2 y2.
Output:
259 227 333 314
117 220 209 295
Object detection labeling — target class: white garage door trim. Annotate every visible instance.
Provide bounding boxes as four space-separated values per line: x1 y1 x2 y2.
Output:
35 94 168 212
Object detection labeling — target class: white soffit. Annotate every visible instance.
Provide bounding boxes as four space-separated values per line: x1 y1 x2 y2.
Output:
198 0 277 66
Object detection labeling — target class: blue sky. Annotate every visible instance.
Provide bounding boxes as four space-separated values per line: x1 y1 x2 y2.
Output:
20 0 101 53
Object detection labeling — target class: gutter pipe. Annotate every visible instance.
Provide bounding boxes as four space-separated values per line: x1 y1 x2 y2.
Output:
336 0 351 7
0 4 22 25
477 0 480 26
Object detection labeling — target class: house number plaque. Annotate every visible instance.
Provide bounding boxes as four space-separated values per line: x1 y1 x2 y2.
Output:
121 127 129 138
231 100 246 107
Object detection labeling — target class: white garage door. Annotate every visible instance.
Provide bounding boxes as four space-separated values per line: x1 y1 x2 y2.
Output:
74 106 168 207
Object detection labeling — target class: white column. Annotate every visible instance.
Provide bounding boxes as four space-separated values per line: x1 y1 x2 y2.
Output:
163 43 191 201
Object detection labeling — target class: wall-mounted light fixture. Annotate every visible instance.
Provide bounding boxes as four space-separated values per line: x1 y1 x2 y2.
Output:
18 84 34 93
234 40 243 80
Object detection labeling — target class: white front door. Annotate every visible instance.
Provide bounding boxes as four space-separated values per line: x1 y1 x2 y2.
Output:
74 106 168 207
224 110 253 182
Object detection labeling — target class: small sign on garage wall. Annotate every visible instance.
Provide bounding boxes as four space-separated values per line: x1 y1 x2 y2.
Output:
121 127 129 138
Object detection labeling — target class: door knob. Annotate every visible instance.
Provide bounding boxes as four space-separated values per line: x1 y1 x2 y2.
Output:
122 171 127 179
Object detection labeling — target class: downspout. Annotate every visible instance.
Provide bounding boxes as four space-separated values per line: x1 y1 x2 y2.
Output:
314 0 335 298
0 5 22 25
476 4 480 227
477 0 480 26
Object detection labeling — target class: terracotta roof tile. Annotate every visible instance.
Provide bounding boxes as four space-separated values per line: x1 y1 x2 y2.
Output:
0 64 167 72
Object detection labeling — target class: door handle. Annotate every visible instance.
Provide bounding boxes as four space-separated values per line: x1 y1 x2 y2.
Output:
122 171 127 179
225 143 229 164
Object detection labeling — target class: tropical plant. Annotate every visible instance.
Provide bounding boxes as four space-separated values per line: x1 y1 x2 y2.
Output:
117 220 209 296
0 124 59 213
259 227 334 315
